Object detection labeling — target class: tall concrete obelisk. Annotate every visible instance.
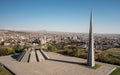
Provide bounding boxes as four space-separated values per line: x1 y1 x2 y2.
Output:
87 10 95 67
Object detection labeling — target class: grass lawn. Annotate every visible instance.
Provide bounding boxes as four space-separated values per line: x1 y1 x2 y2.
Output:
0 66 13 75
104 51 120 57
80 63 101 70
110 67 120 75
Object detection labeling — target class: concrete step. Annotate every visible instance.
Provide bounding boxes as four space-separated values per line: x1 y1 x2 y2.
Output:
36 50 45 62
40 49 49 59
29 50 37 63
20 50 30 62
17 51 26 62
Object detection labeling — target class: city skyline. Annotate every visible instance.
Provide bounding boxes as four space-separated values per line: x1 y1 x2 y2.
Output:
0 0 120 34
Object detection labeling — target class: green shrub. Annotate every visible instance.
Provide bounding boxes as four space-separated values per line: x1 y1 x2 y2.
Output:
97 51 120 65
4 48 15 55
47 45 57 52
13 44 23 53
0 48 15 56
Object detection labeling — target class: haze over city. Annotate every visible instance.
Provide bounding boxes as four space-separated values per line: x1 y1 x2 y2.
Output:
0 0 120 34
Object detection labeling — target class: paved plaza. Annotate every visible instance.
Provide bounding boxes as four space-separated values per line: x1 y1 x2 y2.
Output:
0 52 117 75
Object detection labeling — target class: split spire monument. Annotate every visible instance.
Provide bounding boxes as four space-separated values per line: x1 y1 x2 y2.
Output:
87 10 95 67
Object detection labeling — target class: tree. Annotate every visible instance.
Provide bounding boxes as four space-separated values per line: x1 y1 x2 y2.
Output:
0 47 15 56
5 48 15 55
13 44 23 53
47 45 57 52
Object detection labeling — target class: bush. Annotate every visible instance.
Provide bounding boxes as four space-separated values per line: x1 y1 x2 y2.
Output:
97 51 120 65
56 46 120 66
47 45 57 52
54 42 66 49
5 48 15 55
0 48 15 56
0 44 29 56
13 44 23 53
48 43 120 66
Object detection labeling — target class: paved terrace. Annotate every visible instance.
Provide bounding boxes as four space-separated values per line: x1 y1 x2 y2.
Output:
0 52 117 75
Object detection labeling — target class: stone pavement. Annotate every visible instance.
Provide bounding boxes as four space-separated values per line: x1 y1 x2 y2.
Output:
0 52 117 75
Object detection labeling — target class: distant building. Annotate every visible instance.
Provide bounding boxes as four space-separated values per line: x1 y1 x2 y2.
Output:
4 42 10 46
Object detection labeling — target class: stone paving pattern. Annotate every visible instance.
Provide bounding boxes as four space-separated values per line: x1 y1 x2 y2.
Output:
0 52 117 75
